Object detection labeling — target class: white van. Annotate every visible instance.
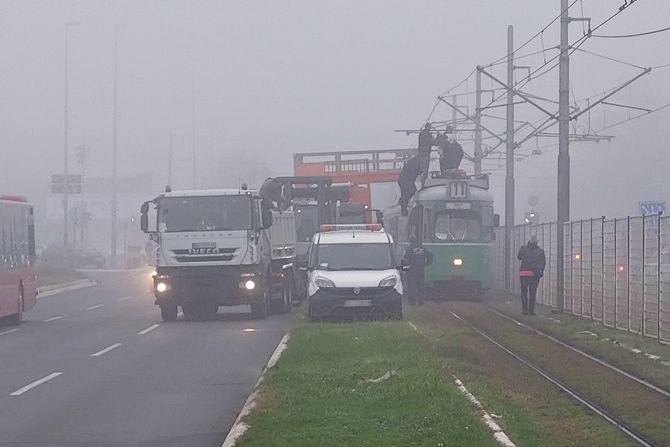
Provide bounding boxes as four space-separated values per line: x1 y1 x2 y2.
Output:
305 224 404 321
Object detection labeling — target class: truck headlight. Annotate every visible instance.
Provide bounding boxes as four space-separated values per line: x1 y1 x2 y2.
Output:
156 282 168 293
244 280 256 290
379 276 397 288
314 277 336 288
453 258 464 267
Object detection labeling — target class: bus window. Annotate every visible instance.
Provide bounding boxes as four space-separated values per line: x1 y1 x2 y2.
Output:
434 211 483 242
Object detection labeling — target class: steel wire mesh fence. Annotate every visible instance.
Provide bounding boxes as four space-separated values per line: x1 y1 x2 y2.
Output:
493 213 669 344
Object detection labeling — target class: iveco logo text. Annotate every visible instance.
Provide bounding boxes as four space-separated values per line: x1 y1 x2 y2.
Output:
190 248 221 254
353 287 361 295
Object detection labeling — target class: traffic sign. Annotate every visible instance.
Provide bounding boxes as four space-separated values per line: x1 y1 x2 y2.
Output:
639 201 666 215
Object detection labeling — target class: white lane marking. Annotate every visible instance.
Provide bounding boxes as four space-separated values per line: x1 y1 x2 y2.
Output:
44 315 65 322
177 310 184 318
10 372 63 396
86 304 104 311
0 328 19 336
117 296 134 302
138 324 160 335
90 343 122 357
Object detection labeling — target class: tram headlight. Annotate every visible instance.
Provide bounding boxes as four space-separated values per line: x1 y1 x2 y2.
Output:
453 258 464 267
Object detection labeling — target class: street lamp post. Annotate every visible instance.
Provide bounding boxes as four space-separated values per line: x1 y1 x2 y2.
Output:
111 24 126 267
63 21 80 247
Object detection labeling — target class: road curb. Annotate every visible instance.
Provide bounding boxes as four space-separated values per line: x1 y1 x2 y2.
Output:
221 333 290 447
37 279 97 299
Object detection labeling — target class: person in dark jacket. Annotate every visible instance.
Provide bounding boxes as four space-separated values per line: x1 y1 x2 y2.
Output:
418 123 436 175
397 156 422 216
440 127 464 170
403 236 434 305
517 235 546 315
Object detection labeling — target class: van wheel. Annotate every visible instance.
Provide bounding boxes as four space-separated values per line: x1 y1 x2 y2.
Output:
282 282 293 314
250 290 268 319
160 303 178 322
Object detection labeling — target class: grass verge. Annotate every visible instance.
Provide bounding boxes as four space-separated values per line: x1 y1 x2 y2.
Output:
236 320 498 447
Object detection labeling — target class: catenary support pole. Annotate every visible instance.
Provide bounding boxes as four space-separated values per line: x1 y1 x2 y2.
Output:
557 0 570 311
111 25 123 267
474 66 483 175
504 25 515 290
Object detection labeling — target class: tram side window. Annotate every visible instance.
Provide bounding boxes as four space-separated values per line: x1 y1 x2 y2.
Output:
423 208 433 243
407 206 423 242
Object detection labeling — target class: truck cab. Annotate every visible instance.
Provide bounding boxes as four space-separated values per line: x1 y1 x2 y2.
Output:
141 188 295 321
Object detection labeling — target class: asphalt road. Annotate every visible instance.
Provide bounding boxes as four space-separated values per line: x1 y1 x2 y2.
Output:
0 269 291 447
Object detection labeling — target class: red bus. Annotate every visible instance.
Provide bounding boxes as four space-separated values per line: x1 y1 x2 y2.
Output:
0 195 37 321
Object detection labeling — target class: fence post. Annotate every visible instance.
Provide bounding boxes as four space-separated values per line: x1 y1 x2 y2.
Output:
614 218 618 328
601 216 605 323
589 218 593 321
580 219 584 317
547 222 554 307
642 215 646 336
658 212 662 342
628 216 631 333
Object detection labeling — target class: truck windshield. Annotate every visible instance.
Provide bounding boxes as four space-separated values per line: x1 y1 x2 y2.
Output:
295 205 319 242
315 243 394 271
158 196 251 232
434 211 482 242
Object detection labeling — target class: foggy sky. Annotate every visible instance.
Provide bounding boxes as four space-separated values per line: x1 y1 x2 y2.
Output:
1 0 669 230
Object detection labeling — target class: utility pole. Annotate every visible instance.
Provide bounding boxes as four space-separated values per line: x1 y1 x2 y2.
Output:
168 133 174 187
191 66 197 189
474 66 483 175
557 0 570 311
111 24 124 267
63 22 79 247
504 25 515 290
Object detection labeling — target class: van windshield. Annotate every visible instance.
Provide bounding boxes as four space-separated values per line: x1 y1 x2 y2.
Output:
158 196 251 232
315 243 394 271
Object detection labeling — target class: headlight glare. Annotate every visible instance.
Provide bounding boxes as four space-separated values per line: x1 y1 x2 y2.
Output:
453 258 464 267
155 282 168 293
244 280 256 290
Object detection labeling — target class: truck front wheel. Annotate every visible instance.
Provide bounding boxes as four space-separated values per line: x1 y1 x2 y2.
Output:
250 290 268 319
160 302 178 322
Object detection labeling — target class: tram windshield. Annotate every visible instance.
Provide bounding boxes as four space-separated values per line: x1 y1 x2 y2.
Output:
434 211 483 242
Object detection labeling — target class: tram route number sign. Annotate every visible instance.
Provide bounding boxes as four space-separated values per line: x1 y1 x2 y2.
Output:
639 201 666 215
51 174 82 194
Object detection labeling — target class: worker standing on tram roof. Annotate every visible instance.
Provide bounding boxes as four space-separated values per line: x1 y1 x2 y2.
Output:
440 125 465 171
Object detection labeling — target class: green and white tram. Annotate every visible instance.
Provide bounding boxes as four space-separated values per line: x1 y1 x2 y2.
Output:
385 174 499 299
